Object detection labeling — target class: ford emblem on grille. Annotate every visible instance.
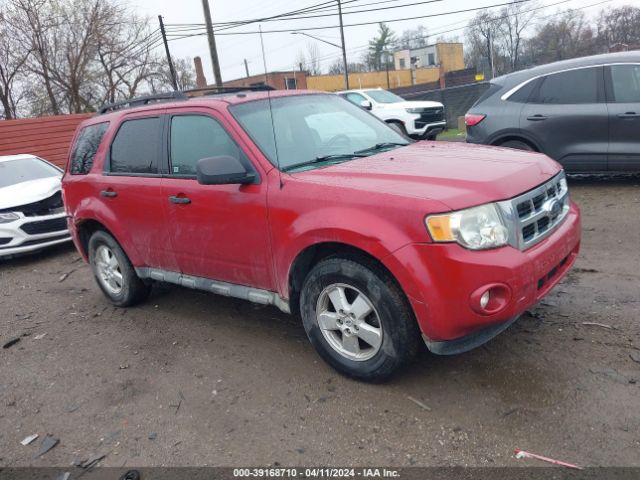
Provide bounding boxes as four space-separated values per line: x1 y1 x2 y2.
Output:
543 198 562 219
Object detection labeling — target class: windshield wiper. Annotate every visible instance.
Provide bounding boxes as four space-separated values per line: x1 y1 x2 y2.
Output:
282 153 367 172
353 142 409 155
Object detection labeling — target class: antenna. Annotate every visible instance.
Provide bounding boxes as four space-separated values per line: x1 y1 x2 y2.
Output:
260 24 283 189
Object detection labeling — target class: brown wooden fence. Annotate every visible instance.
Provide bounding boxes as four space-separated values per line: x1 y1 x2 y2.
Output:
0 113 92 168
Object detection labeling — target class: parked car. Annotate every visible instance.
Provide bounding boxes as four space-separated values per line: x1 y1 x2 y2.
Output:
62 89 581 381
0 154 71 258
337 88 446 140
465 51 640 173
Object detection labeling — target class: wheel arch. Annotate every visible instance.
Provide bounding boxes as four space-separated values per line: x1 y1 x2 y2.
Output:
74 218 136 264
287 241 410 319
489 131 541 151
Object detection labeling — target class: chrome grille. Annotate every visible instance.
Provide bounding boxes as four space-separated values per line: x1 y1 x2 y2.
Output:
498 171 570 250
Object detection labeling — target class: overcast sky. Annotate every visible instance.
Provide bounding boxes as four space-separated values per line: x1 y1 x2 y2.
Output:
130 0 628 83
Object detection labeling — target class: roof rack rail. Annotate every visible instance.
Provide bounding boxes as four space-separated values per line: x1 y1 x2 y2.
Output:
186 85 276 97
98 91 188 115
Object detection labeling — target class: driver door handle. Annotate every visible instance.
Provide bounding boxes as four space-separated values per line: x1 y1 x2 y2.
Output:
100 190 117 198
168 195 191 205
526 114 548 121
617 112 640 118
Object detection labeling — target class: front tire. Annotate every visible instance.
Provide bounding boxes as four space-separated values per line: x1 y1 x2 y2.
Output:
88 230 151 307
300 257 420 382
499 139 535 151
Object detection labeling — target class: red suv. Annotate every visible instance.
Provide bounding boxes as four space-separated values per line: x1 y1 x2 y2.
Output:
62 89 581 381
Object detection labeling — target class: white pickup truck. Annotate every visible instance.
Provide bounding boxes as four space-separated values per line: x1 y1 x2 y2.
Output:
337 88 446 140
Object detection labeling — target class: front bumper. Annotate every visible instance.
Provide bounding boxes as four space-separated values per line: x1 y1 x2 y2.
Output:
386 202 581 349
0 212 71 257
408 120 447 138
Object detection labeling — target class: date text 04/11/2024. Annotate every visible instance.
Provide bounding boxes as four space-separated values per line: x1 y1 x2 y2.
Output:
232 468 400 478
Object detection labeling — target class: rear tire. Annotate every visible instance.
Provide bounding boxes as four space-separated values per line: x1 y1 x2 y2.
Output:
300 256 420 382
499 139 535 151
88 230 151 307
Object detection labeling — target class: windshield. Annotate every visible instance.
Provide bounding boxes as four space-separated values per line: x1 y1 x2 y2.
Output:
230 94 408 171
0 157 60 188
365 90 405 104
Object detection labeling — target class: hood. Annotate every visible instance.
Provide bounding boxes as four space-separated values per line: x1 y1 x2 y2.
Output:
377 100 443 110
0 175 62 210
292 142 561 210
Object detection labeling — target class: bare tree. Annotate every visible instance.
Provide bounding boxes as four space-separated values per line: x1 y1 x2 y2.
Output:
7 0 168 116
499 1 540 71
95 9 159 104
10 0 62 114
465 10 502 76
149 57 196 93
398 25 429 50
295 50 308 73
597 6 640 49
526 10 598 65
0 8 30 119
306 42 322 75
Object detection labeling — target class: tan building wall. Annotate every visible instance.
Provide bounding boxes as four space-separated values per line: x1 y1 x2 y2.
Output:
219 71 307 90
308 69 437 92
393 49 411 70
436 43 464 74
414 67 440 85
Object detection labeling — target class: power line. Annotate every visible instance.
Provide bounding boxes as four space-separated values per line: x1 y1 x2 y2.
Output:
163 0 436 33
296 0 612 69
164 0 538 39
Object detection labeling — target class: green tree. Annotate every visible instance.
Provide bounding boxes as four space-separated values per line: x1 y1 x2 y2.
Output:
367 23 396 71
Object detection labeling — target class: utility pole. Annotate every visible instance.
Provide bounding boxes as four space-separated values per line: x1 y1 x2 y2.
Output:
337 0 349 89
158 15 178 91
488 29 495 79
244 59 250 78
385 52 390 89
201 0 222 87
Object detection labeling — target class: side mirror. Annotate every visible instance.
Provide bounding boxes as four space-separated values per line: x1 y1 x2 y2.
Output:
196 156 256 185
360 100 373 110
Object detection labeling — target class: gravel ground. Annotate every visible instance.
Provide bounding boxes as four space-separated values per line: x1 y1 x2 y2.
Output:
1 176 639 468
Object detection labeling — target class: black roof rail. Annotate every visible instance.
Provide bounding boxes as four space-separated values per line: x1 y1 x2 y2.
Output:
98 91 188 115
187 85 276 97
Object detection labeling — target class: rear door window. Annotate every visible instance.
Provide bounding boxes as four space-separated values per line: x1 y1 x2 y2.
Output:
609 64 640 103
169 115 248 176
533 68 599 104
70 122 109 174
109 117 162 174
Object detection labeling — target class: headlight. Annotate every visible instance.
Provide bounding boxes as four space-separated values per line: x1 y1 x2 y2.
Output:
0 212 19 224
426 203 509 250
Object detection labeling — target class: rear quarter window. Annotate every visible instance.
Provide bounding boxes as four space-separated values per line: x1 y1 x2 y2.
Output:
70 122 109 174
507 78 539 103
471 83 502 107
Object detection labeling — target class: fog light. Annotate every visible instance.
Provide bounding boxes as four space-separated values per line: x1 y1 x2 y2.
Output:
469 283 511 315
480 291 491 309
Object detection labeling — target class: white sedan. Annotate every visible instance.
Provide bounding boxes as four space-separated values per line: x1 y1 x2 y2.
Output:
337 88 447 140
0 154 71 258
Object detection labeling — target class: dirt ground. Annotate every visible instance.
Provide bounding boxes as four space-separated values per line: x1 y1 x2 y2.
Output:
1 176 639 469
